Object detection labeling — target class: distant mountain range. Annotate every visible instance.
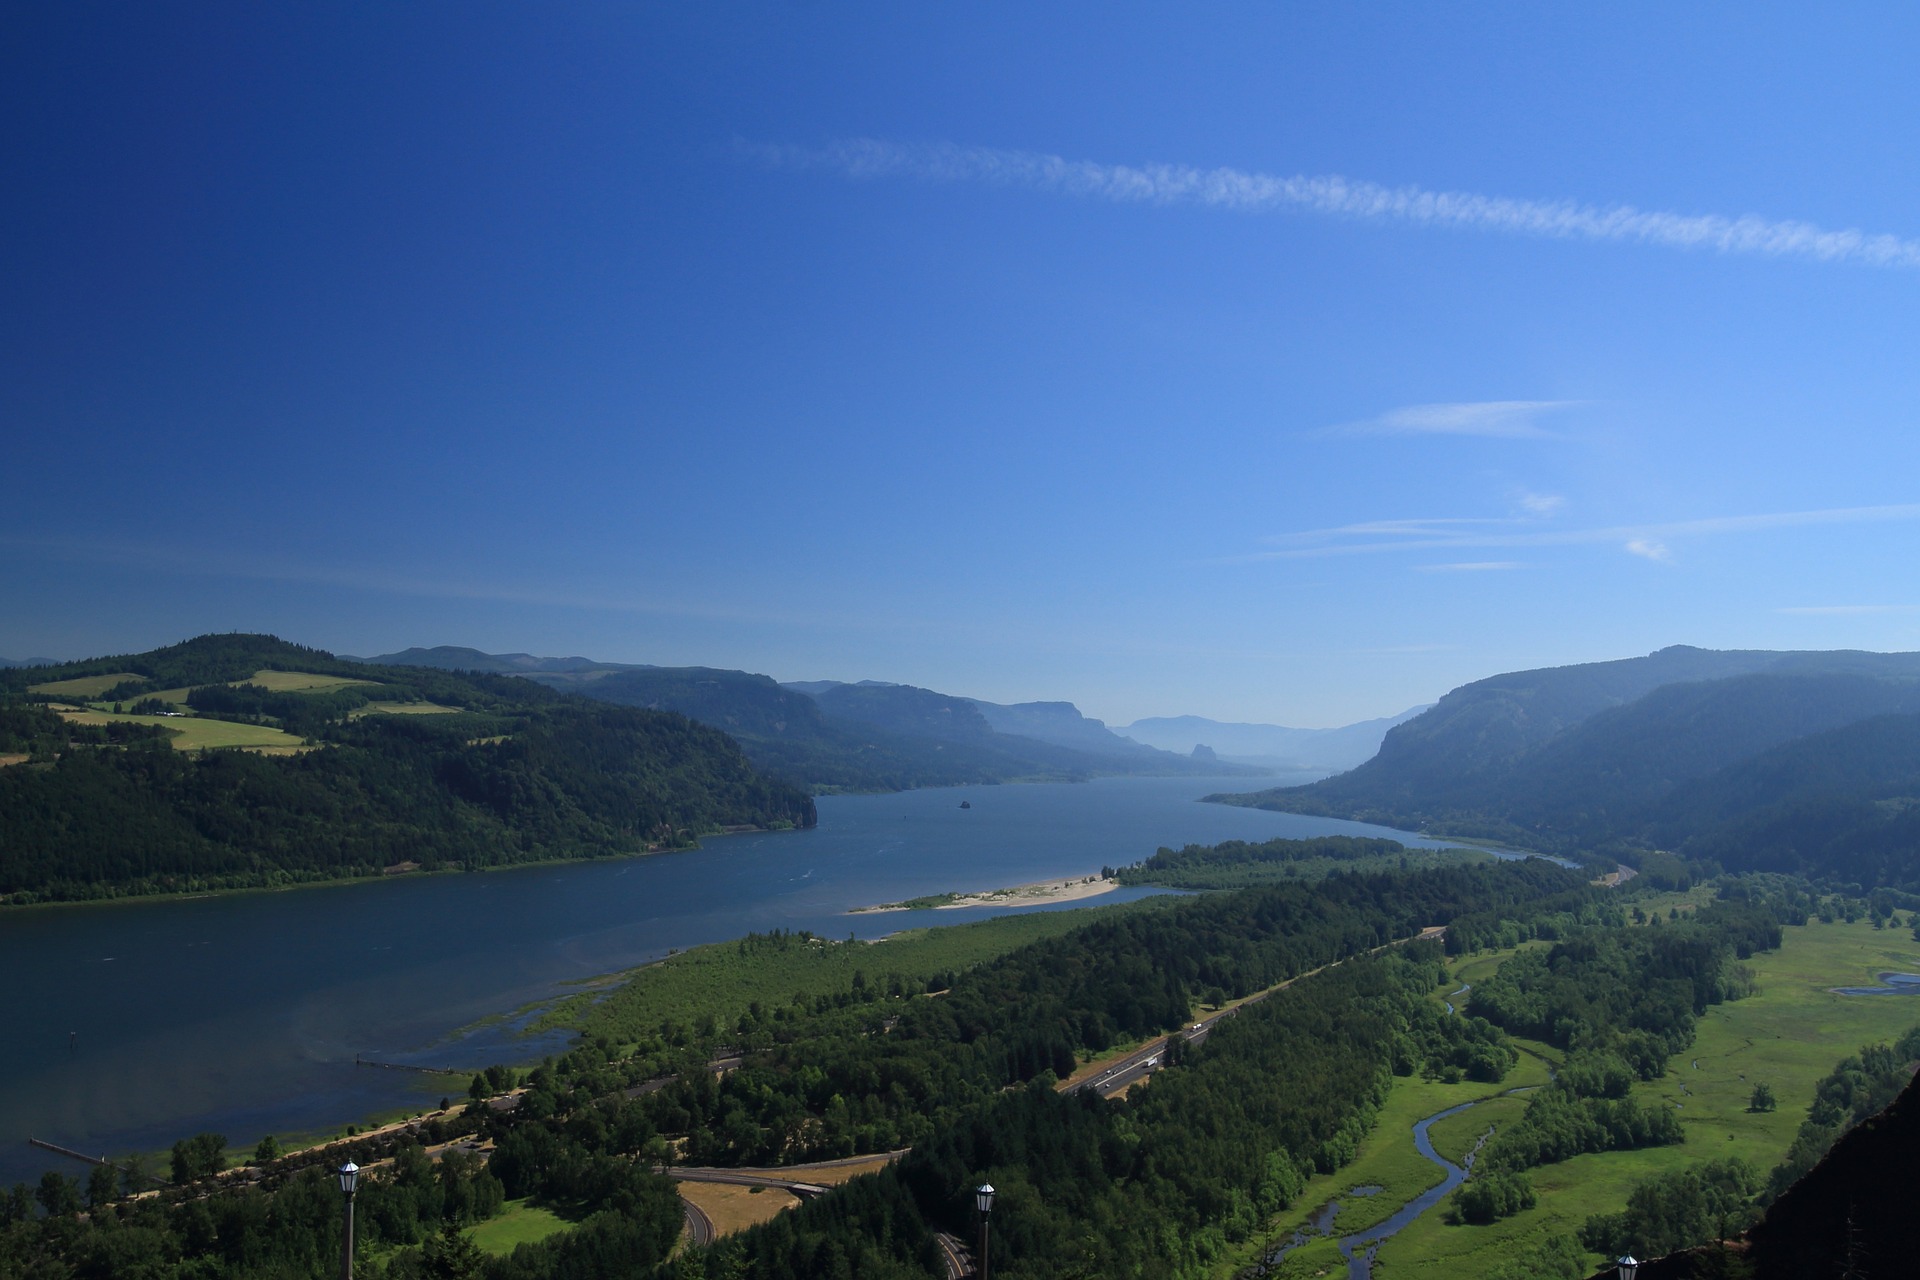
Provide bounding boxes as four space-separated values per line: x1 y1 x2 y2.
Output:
0 657 60 669
348 645 654 676
1118 708 1427 772
1214 644 1920 890
360 649 1267 793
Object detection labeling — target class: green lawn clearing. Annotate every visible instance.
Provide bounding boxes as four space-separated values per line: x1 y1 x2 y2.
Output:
465 1199 571 1255
242 669 382 692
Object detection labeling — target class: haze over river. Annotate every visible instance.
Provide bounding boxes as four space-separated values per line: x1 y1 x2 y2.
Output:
4 774 1466 1185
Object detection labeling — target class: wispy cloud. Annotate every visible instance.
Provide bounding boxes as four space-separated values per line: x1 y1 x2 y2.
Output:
1321 401 1576 440
1249 502 1920 562
756 139 1920 271
1418 561 1522 572
1515 491 1567 517
1625 538 1673 562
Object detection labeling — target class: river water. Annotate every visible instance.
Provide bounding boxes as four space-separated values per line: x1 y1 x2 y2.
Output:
2 773 1473 1186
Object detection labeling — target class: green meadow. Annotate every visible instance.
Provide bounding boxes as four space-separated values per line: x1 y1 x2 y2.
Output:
242 669 383 693
1367 915 1920 1280
541 898 1175 1047
56 709 310 751
27 672 141 698
465 1199 572 1256
352 700 460 716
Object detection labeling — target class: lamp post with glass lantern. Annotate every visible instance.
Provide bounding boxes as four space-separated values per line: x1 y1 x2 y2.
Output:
974 1183 995 1280
1616 1256 1639 1280
338 1162 359 1280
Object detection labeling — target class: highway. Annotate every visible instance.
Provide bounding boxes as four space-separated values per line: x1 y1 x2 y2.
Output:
1066 926 1447 1099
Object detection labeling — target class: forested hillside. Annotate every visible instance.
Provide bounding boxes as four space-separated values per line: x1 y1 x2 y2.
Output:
0 635 814 903
1215 646 1920 890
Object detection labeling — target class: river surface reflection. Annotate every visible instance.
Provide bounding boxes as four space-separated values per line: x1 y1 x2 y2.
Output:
3 773 1470 1185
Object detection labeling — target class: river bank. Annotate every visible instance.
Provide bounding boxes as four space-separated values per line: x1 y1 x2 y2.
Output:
849 872 1119 913
1 775 1480 1188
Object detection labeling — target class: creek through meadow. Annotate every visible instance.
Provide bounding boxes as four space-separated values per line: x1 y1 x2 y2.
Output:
0 772 1497 1186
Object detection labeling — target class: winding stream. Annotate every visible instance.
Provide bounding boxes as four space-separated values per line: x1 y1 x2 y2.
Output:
1253 989 1546 1277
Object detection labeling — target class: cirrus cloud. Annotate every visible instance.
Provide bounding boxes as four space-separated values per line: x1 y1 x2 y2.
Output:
755 138 1920 272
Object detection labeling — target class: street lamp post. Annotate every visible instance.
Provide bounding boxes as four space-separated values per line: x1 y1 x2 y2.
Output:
974 1183 995 1280
1616 1256 1639 1280
338 1162 359 1280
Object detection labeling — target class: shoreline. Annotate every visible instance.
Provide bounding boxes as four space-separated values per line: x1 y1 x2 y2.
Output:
851 873 1119 914
0 823 798 914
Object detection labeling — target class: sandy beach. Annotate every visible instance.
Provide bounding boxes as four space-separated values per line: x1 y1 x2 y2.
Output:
852 873 1118 914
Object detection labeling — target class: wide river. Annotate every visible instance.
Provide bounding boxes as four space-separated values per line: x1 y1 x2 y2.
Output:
3 774 1461 1186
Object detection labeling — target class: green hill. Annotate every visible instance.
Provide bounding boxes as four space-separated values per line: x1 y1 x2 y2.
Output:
1213 646 1920 888
0 635 814 904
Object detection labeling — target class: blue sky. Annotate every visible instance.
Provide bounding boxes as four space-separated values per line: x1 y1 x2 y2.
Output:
5 3 1919 726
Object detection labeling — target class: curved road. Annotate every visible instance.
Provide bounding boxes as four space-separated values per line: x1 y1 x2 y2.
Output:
681 1196 716 1248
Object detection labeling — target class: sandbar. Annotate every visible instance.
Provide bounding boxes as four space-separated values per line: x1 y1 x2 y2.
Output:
851 874 1117 914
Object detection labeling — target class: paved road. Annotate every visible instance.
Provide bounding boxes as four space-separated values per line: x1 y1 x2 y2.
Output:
934 1231 971 1280
681 1196 716 1247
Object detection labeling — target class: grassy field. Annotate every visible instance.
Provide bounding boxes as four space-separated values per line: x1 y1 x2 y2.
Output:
352 700 460 716
1426 1092 1528 1167
243 669 383 692
465 1199 572 1255
27 672 140 698
1366 915 1920 1280
55 709 310 751
541 899 1170 1045
129 686 195 705
678 1182 799 1238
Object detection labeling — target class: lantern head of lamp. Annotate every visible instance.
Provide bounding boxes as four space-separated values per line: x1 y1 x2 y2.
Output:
974 1183 995 1216
338 1162 359 1197
1616 1257 1639 1280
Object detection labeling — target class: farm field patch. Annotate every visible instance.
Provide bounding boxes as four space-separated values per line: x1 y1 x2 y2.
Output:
353 701 460 716
242 669 382 693
55 709 310 751
676 1182 799 1238
27 672 140 698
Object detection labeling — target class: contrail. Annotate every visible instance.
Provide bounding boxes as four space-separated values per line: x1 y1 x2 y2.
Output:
757 138 1920 271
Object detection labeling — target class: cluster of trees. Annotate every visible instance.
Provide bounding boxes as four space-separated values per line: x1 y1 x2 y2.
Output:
1452 1169 1537 1225
185 681 390 736
0 1133 510 1279
1439 895 1791 1225
0 636 816 904
1467 899 1780 1078
1109 835 1466 889
0 703 169 758
1579 1159 1760 1260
